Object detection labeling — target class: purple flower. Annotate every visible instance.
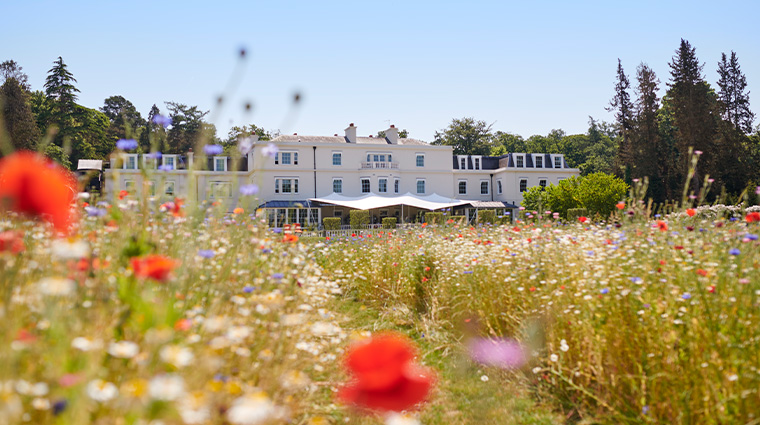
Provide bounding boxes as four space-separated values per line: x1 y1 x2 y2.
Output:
198 249 215 258
262 248 272 254
463 270 473 274
153 114 172 128
158 164 173 171
630 277 642 284
600 288 609 294
729 248 741 256
116 139 138 151
468 337 526 369
238 136 255 155
146 151 162 159
85 206 107 217
682 293 692 300
243 285 254 293
204 144 223 155
261 143 278 158
240 184 259 196
271 273 284 280
746 233 758 241
756 186 760 196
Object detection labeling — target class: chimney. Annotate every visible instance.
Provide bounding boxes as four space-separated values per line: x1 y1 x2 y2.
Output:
385 124 399 144
344 123 356 143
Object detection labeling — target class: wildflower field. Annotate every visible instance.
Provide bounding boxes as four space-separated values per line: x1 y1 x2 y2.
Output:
2 152 760 424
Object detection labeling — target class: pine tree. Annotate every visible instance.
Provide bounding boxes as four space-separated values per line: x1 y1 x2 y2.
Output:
667 39 718 193
1 77 41 151
715 51 754 194
607 59 634 178
631 63 665 202
43 57 80 148
717 51 754 134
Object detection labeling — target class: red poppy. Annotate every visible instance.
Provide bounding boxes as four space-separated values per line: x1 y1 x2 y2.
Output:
160 198 184 217
696 269 708 277
118 190 129 200
130 254 178 282
0 230 25 254
578 217 587 223
616 202 625 210
686 208 696 217
746 212 760 223
338 332 435 412
0 151 77 233
282 234 299 243
657 220 668 231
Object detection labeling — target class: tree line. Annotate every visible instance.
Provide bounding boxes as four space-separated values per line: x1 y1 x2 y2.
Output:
0 57 276 169
431 39 759 203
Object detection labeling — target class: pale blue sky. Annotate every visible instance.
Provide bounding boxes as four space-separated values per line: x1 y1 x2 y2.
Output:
2 0 758 142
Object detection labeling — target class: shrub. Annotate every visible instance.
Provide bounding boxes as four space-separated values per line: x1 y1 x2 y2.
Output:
521 186 549 213
349 210 370 229
382 217 397 229
566 208 588 221
322 217 341 230
545 176 583 217
477 209 496 224
575 172 629 218
424 212 444 224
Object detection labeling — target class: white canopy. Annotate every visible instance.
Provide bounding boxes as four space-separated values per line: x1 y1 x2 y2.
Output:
309 192 470 211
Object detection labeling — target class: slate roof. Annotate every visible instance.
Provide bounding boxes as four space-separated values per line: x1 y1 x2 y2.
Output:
270 135 429 146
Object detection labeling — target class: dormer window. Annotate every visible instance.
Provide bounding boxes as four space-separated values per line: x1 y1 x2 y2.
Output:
535 155 543 168
163 155 177 170
460 157 466 169
142 154 157 169
214 157 227 172
473 157 480 170
515 155 524 168
553 155 562 168
123 154 138 170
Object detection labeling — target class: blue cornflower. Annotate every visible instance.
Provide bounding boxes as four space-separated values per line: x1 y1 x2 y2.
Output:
262 248 272 254
600 288 609 294
204 144 223 155
243 285 254 293
240 184 259 196
198 249 215 258
630 277 643 284
261 143 278 158
146 151 162 159
116 138 138 151
463 270 474 274
682 293 692 300
85 206 107 217
52 399 68 416
272 228 282 233
153 114 172 128
271 273 284 280
746 233 758 241
729 248 741 255
158 164 173 171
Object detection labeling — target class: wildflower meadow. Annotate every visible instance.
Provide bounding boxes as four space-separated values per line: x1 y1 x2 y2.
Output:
1 148 760 424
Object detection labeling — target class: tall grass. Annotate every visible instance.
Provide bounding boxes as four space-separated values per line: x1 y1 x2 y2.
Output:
317 212 760 424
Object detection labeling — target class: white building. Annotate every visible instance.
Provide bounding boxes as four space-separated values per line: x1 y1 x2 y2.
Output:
104 123 579 226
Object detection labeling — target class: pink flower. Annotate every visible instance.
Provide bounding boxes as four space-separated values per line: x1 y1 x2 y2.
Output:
468 338 526 369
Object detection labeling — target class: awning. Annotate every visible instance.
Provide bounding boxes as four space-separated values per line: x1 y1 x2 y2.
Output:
465 201 520 209
258 200 320 208
77 160 103 171
309 193 469 211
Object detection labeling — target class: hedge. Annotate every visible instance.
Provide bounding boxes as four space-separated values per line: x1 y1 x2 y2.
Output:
349 210 370 229
566 208 588 221
424 212 444 224
382 217 397 229
477 209 496 224
322 217 341 230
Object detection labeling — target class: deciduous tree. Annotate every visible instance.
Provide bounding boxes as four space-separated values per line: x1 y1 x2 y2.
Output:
432 117 494 155
1 77 40 151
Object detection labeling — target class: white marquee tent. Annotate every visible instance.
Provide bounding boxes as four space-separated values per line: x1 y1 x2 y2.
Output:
309 192 470 211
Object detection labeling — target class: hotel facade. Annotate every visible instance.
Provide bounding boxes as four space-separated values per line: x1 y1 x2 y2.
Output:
103 124 580 227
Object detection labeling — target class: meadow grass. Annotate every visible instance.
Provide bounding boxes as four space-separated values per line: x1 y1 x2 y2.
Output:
315 209 760 424
2 188 759 424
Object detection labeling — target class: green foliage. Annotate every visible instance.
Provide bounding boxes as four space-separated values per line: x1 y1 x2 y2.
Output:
432 117 494 155
576 172 629 217
521 186 549 214
322 217 341 230
101 95 145 147
43 143 71 168
165 102 212 153
566 208 588 220
381 217 397 229
1 77 40 150
424 212 444 224
376 128 409 139
0 60 30 90
349 210 369 229
525 173 628 219
477 209 496 224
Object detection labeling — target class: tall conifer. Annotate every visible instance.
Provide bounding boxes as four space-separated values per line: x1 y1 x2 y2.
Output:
607 59 634 178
